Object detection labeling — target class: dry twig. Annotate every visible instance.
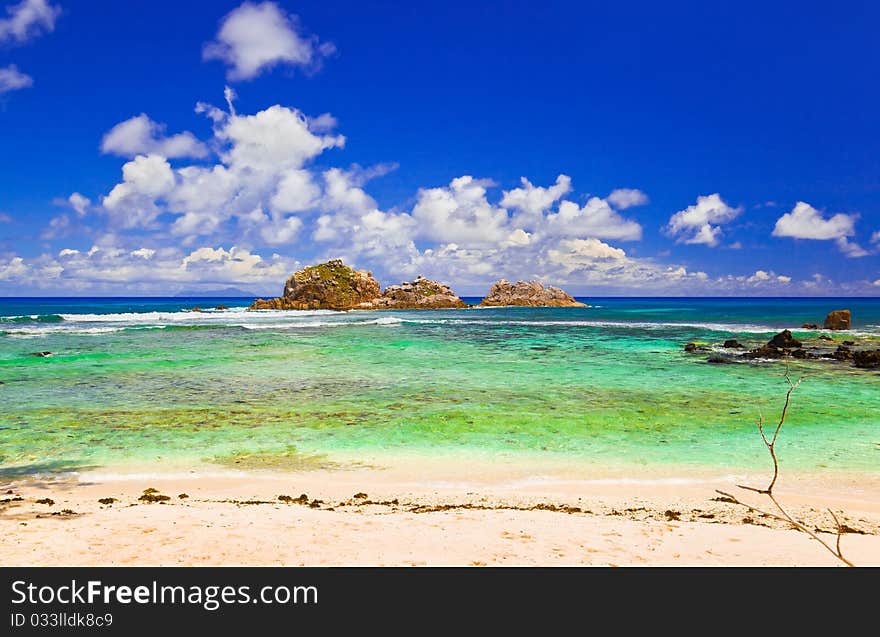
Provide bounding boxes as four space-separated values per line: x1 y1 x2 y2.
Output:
717 365 854 566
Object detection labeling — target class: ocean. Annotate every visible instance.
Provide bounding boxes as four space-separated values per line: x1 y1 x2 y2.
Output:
1 297 878 478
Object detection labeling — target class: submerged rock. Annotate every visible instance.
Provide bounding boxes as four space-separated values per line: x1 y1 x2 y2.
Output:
479 279 586 307
370 276 467 310
768 329 802 349
853 350 880 368
250 259 382 311
801 323 821 330
742 330 801 359
684 342 708 353
29 351 54 357
824 309 851 330
723 339 745 349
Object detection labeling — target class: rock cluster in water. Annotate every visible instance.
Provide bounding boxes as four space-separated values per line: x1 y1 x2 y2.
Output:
250 260 585 311
478 279 586 308
682 312 879 370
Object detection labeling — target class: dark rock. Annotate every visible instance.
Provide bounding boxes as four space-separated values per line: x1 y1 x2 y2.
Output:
742 330 802 359
98 497 117 505
853 350 880 369
479 279 587 307
767 329 801 349
30 351 54 357
843 340 855 346
824 309 851 330
832 345 853 361
215 305 228 310
792 349 809 359
723 339 744 349
684 343 708 353
801 323 821 330
35 498 54 505
707 356 730 364
818 334 833 341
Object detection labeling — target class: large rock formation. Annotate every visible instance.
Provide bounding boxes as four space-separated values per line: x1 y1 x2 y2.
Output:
250 260 382 311
824 309 851 330
479 279 586 307
370 276 467 309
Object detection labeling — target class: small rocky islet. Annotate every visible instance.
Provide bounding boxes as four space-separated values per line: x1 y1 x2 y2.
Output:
684 309 880 371
249 258 585 311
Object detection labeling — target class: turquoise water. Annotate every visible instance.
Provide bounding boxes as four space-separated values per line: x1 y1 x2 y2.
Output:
1 297 878 476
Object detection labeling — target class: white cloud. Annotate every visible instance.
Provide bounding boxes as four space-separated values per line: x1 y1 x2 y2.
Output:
203 1 334 81
68 192 90 216
412 176 509 247
500 174 571 227
870 230 879 245
130 248 155 259
772 202 869 257
606 188 649 210
1 244 296 293
545 197 643 241
772 201 856 240
0 256 27 280
103 154 176 228
0 64 32 93
220 104 344 171
835 237 868 258
666 194 741 246
0 0 59 44
101 114 209 159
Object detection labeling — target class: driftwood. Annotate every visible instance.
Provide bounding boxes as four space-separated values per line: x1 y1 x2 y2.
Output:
717 366 853 566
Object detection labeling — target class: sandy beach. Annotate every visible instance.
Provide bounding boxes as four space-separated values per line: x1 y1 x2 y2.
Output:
4 455 879 567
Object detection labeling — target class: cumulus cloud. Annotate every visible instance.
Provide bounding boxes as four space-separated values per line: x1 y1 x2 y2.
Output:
772 201 856 240
412 176 509 247
0 64 32 93
103 154 176 228
744 270 791 285
666 194 742 246
101 114 209 159
500 174 571 227
606 188 649 210
772 201 868 257
545 198 643 241
0 0 59 44
203 1 335 81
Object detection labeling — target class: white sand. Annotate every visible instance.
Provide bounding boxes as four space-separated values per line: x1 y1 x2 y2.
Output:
3 456 879 566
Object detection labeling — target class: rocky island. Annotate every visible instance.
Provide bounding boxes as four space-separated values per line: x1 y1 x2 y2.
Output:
479 279 587 308
249 260 467 311
250 260 587 311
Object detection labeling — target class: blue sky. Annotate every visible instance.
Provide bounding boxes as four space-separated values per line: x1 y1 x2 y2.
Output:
0 0 878 296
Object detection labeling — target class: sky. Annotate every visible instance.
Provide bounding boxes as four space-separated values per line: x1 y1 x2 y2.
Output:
0 0 878 296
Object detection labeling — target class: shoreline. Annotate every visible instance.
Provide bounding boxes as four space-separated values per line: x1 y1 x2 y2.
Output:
4 459 879 566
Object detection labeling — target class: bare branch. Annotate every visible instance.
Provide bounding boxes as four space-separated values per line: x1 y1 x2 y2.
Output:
719 370 854 566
